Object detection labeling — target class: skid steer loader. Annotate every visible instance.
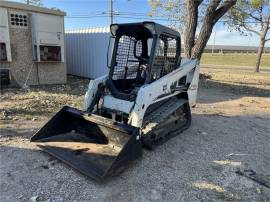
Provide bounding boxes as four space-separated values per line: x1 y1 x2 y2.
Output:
31 22 200 181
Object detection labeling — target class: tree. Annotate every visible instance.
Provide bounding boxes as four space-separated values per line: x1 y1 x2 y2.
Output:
23 0 43 6
227 0 270 72
148 0 237 60
148 1 186 32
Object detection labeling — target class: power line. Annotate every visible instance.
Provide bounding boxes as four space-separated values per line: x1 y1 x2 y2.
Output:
65 9 268 23
65 11 264 24
65 15 263 24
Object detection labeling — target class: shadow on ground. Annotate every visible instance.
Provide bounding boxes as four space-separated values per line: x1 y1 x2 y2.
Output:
0 127 40 138
198 77 270 104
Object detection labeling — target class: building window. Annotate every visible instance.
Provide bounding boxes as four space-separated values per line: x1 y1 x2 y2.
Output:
40 46 61 61
0 43 7 61
10 12 28 28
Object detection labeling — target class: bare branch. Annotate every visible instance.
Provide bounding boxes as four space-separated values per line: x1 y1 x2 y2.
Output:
249 12 262 22
241 24 260 35
213 0 237 23
265 38 270 42
264 10 270 31
259 5 263 27
266 11 270 23
233 6 261 22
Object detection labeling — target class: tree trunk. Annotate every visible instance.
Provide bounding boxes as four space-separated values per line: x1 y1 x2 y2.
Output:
190 0 221 59
255 12 270 72
190 0 237 60
191 21 216 59
255 38 265 72
184 0 202 58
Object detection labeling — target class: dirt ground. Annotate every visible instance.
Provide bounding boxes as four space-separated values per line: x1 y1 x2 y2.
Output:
1 68 270 201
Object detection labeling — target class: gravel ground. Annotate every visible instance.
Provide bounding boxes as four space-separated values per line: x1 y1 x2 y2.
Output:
1 78 270 201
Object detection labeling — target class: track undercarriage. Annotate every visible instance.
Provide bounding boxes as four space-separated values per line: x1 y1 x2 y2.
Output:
142 97 191 148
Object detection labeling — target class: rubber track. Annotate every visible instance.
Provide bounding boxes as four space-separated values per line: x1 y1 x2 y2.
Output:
142 97 186 134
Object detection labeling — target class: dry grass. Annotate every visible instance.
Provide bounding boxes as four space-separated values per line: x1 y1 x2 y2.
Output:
201 53 270 67
201 68 270 87
0 76 89 123
200 61 270 96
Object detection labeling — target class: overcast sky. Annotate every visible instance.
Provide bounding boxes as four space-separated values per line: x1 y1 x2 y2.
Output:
11 0 270 47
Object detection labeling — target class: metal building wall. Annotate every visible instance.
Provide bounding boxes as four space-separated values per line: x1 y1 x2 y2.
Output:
65 27 111 79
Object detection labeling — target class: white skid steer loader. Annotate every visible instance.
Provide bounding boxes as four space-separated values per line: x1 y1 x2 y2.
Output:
31 22 200 181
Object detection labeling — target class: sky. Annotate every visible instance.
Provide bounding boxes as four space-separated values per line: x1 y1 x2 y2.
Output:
11 0 270 47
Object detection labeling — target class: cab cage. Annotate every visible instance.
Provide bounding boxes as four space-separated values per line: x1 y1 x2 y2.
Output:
107 22 181 101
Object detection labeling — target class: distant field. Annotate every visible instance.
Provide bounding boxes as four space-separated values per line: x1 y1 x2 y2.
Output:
201 53 270 67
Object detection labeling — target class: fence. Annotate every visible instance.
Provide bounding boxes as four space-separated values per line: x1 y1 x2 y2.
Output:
65 27 111 79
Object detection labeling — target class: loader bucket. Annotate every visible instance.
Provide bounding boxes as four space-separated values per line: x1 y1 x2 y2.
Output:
31 106 142 181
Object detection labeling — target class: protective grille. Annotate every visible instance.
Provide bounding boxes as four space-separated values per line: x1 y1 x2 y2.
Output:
112 35 142 80
151 34 177 80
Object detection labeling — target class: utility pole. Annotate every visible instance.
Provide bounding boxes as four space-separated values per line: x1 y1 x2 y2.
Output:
27 0 30 4
211 27 217 56
110 0 113 25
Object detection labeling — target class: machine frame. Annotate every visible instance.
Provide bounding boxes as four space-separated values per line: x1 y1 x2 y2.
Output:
31 22 200 180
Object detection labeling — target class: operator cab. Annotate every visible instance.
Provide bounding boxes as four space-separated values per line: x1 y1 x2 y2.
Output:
107 22 181 101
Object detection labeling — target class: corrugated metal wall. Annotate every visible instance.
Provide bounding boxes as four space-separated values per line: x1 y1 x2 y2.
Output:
65 27 111 79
